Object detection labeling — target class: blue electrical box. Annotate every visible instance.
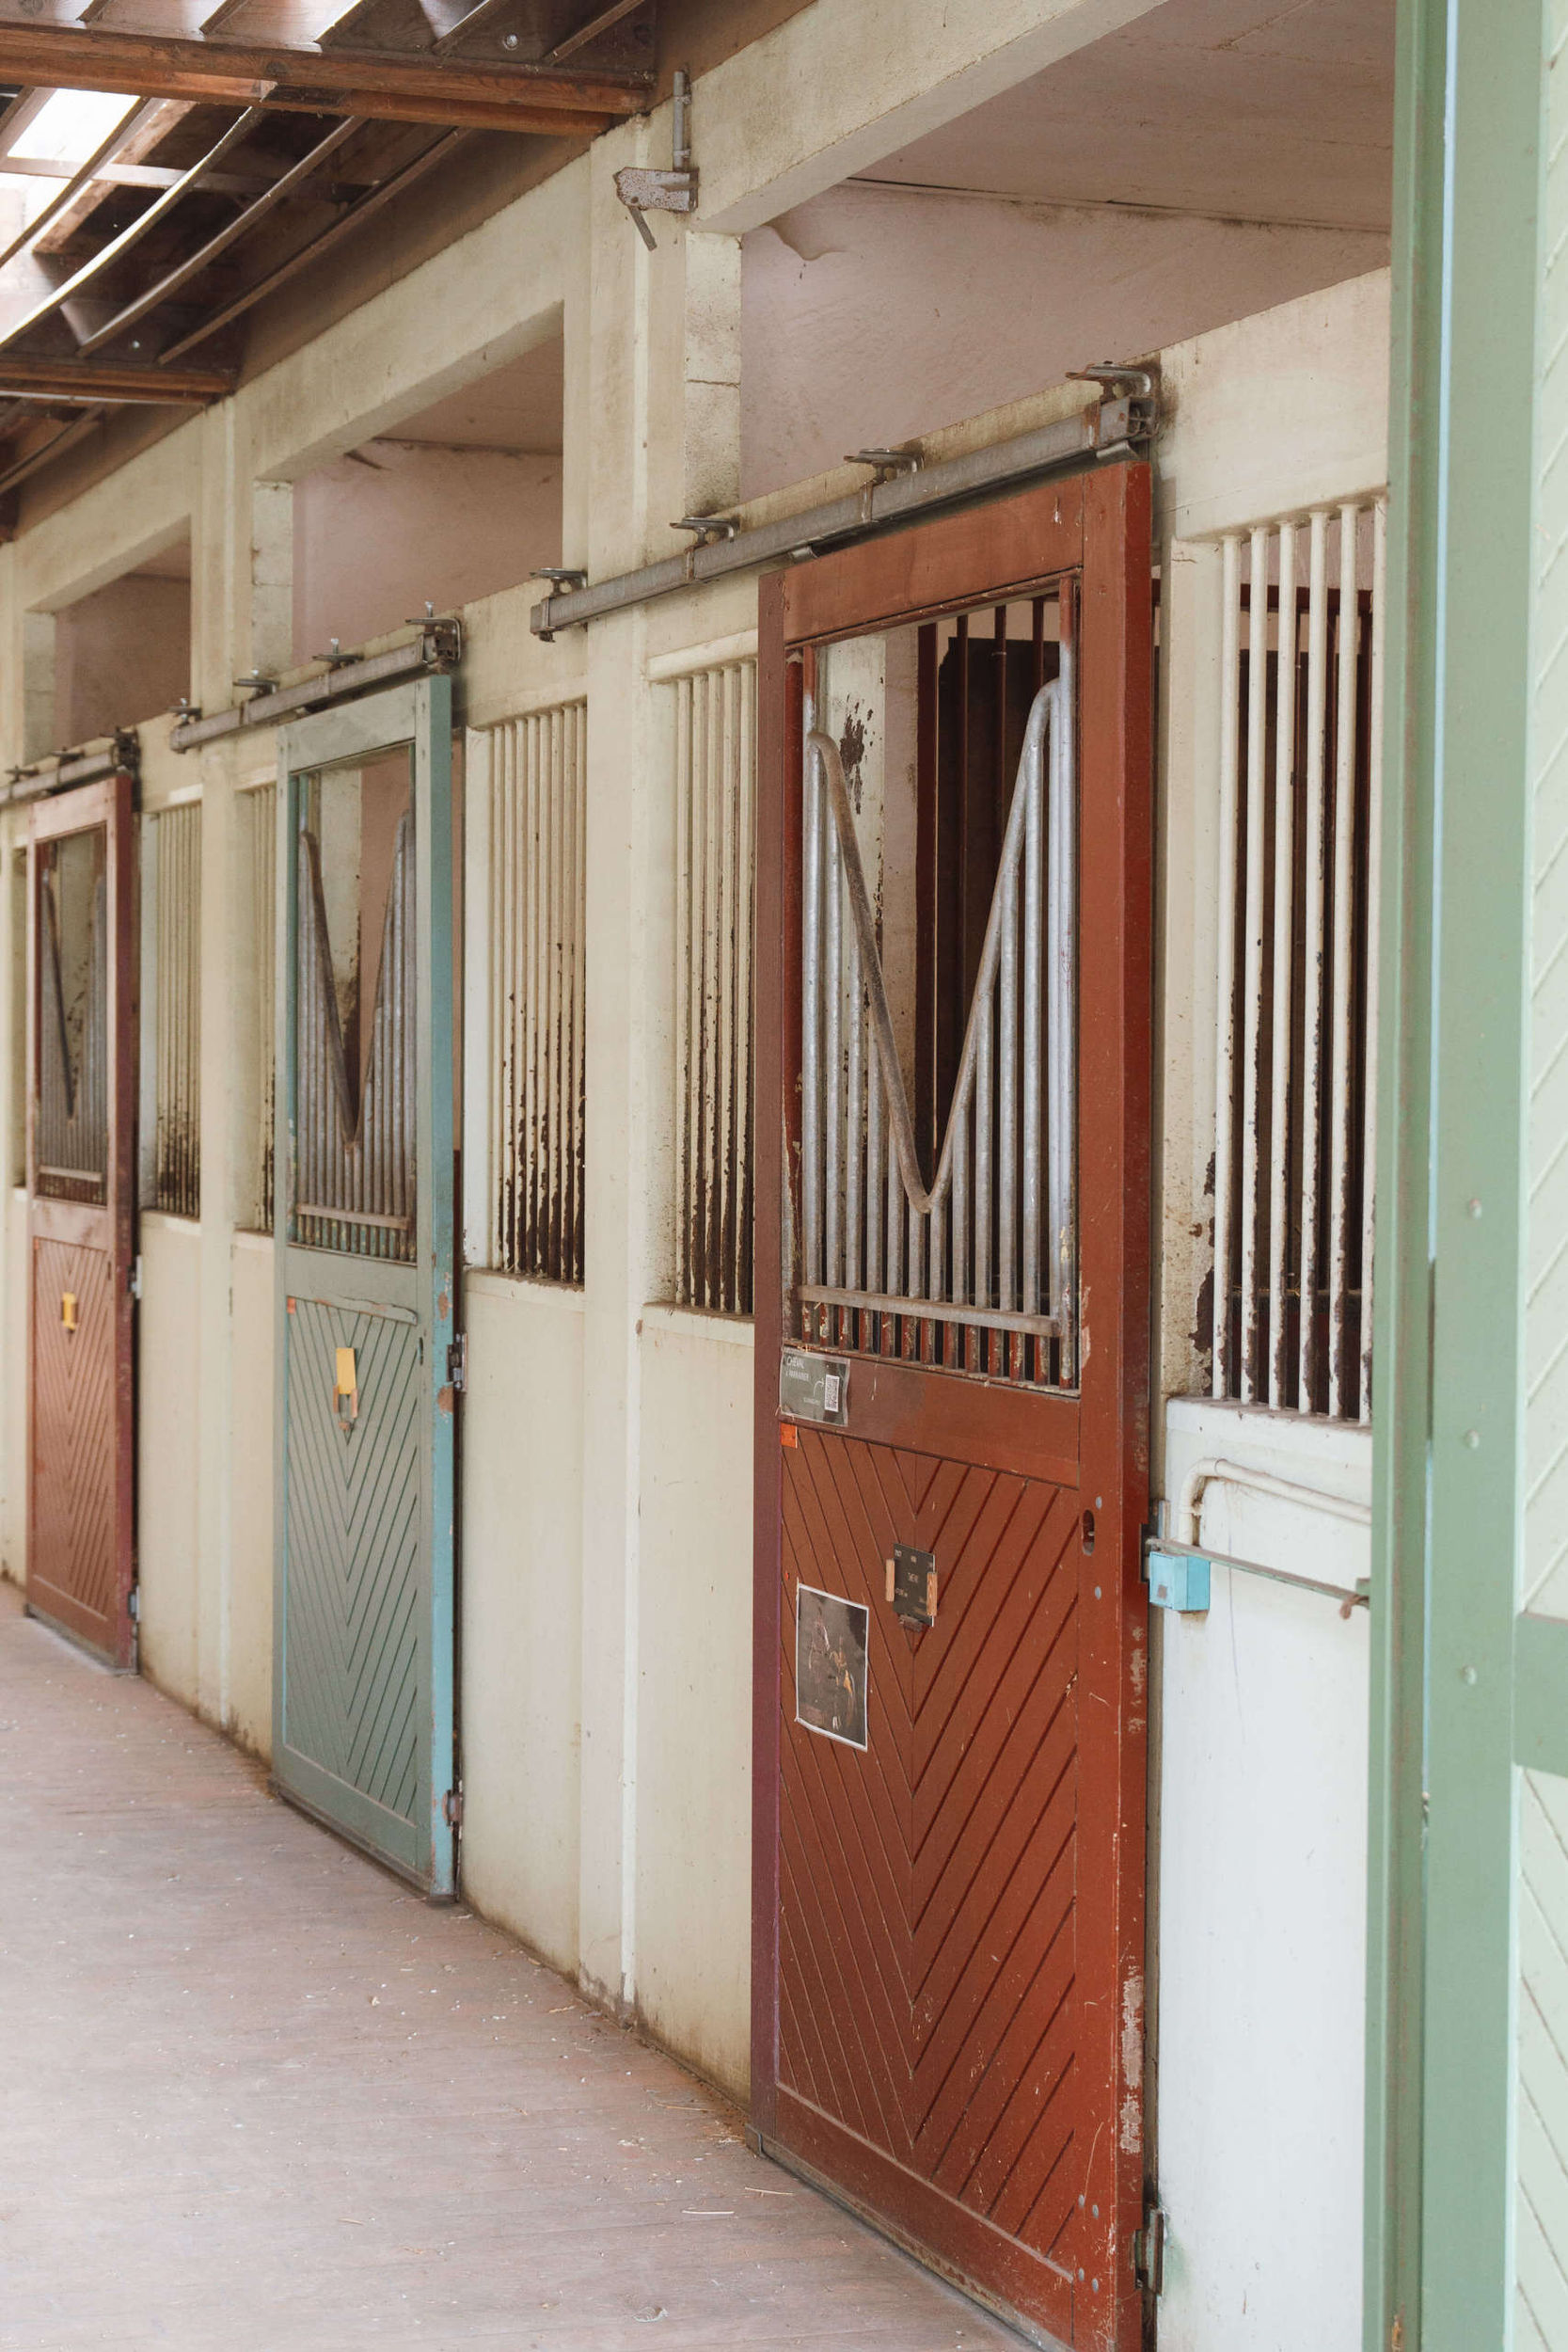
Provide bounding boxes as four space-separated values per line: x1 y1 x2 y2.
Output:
1147 1548 1211 1613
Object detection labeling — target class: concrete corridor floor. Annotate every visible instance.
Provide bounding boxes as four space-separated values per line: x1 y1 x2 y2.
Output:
0 1585 1022 2352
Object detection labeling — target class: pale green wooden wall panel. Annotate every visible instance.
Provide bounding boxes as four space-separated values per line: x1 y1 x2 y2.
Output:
1526 0 1568 1623
1516 1772 1568 2344
1515 8 1568 2335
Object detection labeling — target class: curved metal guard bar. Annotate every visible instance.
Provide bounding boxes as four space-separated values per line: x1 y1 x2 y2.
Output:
801 670 1077 1365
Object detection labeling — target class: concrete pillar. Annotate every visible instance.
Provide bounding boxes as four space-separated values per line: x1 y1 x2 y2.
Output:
575 111 742 2014
22 612 55 762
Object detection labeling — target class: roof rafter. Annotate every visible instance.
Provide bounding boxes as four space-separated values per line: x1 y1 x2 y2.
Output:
0 357 230 399
0 24 646 132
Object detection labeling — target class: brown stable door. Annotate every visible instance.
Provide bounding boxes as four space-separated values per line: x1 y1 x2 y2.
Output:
26 776 136 1665
752 465 1152 2351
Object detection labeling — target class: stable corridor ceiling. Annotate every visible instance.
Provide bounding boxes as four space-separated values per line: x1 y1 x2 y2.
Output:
0 0 648 507
859 0 1394 234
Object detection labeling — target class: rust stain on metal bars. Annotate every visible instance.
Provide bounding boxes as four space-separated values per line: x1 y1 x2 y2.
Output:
148 801 202 1219
1208 499 1385 1420
485 702 586 1283
673 660 756 1315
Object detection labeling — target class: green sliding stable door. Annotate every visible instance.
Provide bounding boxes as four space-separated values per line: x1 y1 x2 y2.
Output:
272 679 457 1895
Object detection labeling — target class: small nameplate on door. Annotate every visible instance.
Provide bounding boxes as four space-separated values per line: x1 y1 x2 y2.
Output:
60 1291 77 1332
795 1583 868 1750
886 1545 937 1628
779 1348 849 1427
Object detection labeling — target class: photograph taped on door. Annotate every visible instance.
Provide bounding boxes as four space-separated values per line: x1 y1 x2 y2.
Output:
794 1581 868 1749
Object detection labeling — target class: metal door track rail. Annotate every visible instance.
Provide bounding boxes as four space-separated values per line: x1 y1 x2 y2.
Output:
170 618 461 751
530 381 1156 638
2 729 138 807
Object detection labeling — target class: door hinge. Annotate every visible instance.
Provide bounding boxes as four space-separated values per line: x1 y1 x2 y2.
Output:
1133 2204 1166 2296
127 1586 139 1622
128 1254 142 1300
442 1785 463 1830
447 1332 467 1392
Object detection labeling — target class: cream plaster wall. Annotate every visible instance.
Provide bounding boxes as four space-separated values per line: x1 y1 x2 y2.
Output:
742 182 1388 497
55 573 192 746
291 447 562 665
1147 270 1389 2352
458 1271 585 1980
1156 1403 1370 2352
135 1213 202 1709
634 1309 754 2100
228 1232 274 1759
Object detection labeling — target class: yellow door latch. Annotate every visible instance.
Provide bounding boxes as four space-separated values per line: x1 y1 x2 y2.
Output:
334 1344 358 1431
60 1292 77 1332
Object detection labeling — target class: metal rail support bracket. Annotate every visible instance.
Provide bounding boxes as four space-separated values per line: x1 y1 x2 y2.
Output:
1071 362 1160 459
616 64 695 248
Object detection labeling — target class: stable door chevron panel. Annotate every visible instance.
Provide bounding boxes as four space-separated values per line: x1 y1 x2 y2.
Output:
282 1297 421 1849
30 1238 117 1651
778 1428 1083 2343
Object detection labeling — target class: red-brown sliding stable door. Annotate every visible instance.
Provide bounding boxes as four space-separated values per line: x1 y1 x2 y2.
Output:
26 776 136 1666
752 465 1152 2351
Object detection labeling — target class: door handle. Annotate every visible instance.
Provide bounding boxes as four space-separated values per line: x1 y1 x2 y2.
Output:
334 1344 358 1431
60 1291 77 1333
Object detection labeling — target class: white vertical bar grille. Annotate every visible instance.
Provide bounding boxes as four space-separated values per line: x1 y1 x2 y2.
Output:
673 658 756 1315
1207 498 1386 1421
484 701 586 1282
147 800 201 1218
244 783 276 1230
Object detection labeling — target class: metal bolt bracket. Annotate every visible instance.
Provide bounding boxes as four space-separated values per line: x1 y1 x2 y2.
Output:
615 65 696 247
1071 361 1160 456
231 673 277 696
532 566 588 591
845 445 921 485
167 695 200 718
311 637 354 670
673 513 739 547
1134 2205 1167 2296
420 613 464 668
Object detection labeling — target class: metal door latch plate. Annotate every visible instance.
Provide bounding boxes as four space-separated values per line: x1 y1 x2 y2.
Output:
887 1545 937 1627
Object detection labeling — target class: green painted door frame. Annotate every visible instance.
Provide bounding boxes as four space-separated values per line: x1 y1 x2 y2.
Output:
1366 1 1543 2344
272 676 458 1898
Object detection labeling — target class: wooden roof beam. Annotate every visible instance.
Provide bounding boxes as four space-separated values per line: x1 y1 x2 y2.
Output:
0 358 230 400
0 24 646 132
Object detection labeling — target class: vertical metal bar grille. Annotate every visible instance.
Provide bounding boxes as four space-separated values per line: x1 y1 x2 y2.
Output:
673 659 757 1314
484 701 586 1282
797 652 1076 1389
293 787 414 1262
244 782 276 1231
35 829 107 1200
148 802 200 1218
1207 497 1386 1420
